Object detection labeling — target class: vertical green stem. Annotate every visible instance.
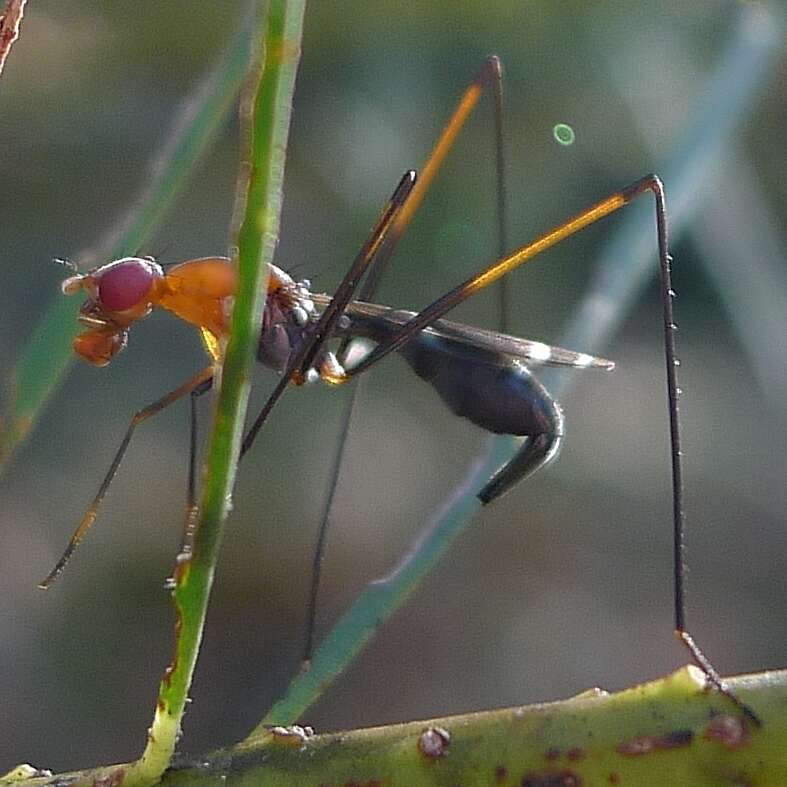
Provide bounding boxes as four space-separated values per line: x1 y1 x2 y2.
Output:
127 2 306 782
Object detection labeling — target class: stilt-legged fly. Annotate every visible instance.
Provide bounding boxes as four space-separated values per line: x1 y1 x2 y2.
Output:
40 56 758 725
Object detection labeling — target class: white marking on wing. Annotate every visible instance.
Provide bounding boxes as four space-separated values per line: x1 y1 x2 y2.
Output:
528 342 553 362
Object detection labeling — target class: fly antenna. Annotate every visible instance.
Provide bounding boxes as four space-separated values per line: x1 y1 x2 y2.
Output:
53 257 79 274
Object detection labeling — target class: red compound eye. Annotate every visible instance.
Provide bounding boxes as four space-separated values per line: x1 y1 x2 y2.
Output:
96 257 160 311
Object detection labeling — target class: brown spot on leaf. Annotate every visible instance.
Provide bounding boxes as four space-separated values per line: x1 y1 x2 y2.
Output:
704 714 748 750
658 729 693 749
566 748 585 761
418 726 450 758
617 736 654 756
161 608 184 689
617 729 692 756
495 765 508 783
92 769 125 787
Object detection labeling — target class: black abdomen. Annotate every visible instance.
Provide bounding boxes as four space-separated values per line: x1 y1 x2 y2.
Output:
399 330 559 438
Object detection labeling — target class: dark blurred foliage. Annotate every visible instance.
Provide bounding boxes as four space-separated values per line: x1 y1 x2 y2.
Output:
0 0 784 771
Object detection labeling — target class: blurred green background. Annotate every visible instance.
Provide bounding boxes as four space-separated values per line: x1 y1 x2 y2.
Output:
0 0 785 772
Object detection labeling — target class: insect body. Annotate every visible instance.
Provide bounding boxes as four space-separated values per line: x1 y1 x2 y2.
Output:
58 252 611 513
42 56 758 724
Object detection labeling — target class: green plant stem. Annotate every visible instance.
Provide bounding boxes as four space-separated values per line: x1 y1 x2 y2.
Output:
130 1 305 781
7 668 787 787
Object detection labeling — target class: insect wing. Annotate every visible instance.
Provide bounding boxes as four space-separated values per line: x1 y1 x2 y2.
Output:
311 294 614 371
412 314 615 371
